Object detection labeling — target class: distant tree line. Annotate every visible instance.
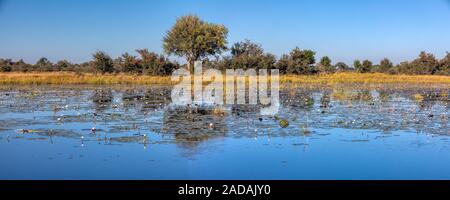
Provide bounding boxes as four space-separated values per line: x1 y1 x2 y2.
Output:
0 49 179 75
1 15 449 76
2 45 448 76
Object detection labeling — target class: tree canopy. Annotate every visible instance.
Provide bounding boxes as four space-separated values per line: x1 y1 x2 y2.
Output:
92 51 114 74
438 52 450 75
229 40 276 70
277 47 316 74
335 62 349 72
163 15 228 73
317 56 334 73
377 58 393 73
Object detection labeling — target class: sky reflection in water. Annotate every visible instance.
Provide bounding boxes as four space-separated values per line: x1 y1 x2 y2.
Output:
0 84 449 180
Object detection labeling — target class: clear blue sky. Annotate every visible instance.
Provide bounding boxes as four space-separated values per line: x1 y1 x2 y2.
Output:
1 0 450 65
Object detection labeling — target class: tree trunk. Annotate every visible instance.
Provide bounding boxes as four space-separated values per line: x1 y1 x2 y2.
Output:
188 58 195 103
188 58 195 75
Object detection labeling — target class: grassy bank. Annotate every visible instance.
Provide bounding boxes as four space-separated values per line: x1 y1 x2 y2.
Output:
282 73 450 84
0 72 173 85
0 72 449 85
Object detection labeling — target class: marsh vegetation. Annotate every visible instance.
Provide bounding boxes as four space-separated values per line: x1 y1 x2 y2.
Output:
0 84 448 179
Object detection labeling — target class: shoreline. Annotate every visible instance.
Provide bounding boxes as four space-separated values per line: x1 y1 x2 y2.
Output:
0 72 449 85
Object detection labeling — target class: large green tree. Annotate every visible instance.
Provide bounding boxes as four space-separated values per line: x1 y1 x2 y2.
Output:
353 60 362 72
438 52 450 75
137 49 176 75
378 58 393 73
0 59 13 72
13 59 31 72
397 51 439 75
410 51 439 75
317 56 334 73
163 15 228 74
55 60 72 71
121 53 140 73
35 57 53 71
231 39 263 57
91 51 114 74
277 47 316 74
361 60 373 73
335 62 349 72
229 40 276 70
354 59 372 73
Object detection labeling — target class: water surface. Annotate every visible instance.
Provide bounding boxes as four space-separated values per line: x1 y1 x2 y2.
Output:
0 84 449 179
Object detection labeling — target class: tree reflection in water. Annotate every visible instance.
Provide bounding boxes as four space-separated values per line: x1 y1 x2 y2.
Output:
0 84 447 153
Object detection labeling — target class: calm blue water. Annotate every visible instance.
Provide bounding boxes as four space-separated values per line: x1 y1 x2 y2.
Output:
0 85 449 180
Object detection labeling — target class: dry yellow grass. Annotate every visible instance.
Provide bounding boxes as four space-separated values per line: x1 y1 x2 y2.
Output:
0 72 173 85
281 72 450 84
0 72 449 85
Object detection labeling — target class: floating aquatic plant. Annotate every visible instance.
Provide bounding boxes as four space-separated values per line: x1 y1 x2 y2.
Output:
279 119 289 128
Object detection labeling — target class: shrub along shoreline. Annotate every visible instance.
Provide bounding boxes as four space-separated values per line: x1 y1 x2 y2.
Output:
0 72 449 85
